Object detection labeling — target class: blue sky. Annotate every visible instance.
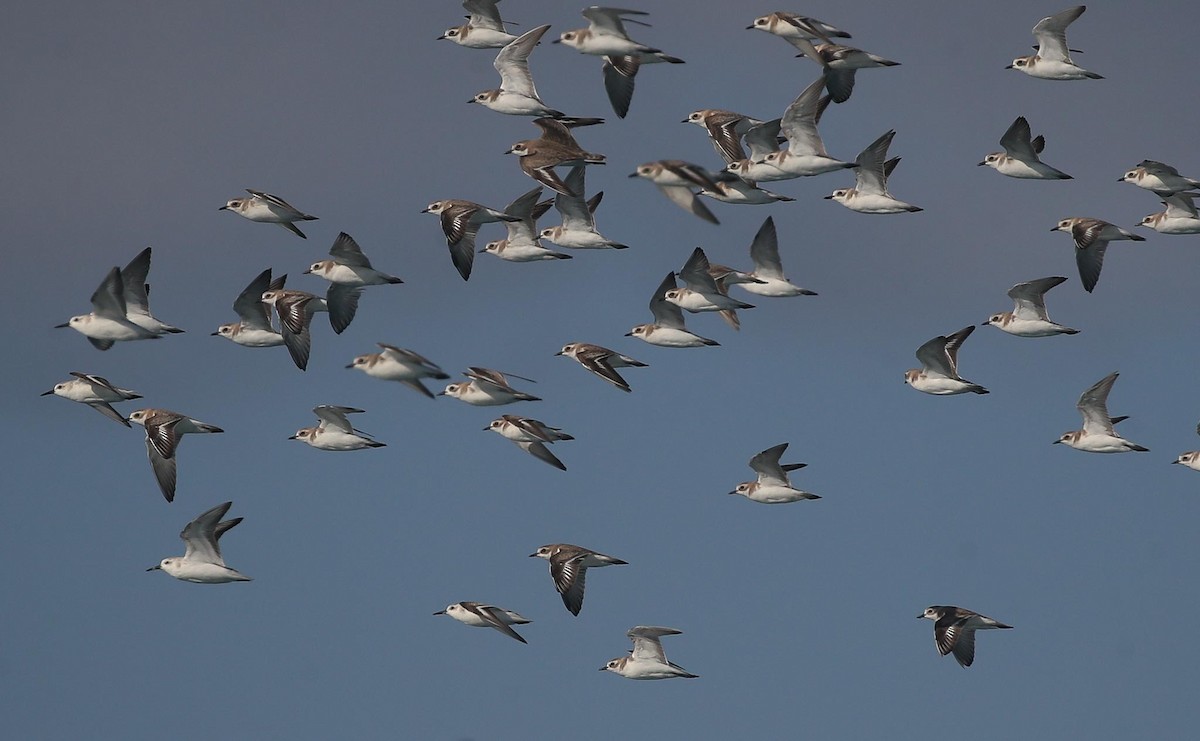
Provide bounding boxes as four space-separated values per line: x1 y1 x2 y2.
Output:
5 2 1200 738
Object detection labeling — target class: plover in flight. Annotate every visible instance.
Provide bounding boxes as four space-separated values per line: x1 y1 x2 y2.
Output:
733 216 817 298
261 288 328 371
1119 160 1200 196
290 405 385 451
1050 217 1144 293
627 272 720 348
556 342 647 392
347 344 450 399
1007 6 1102 80
507 118 605 197
747 12 850 47
304 232 399 332
127 408 224 503
471 24 603 124
556 7 684 118
629 160 722 224
683 108 763 165
147 501 251 583
792 40 899 104
1055 372 1148 453
57 266 160 350
529 543 627 616
42 372 141 427
724 118 792 184
905 326 989 395
485 414 572 470
826 130 921 213
422 199 520 281
1138 193 1200 235
979 116 1072 180
480 186 572 262
438 0 517 48
983 276 1078 337
539 166 628 250
601 626 697 680
440 367 540 405
730 442 820 504
756 77 854 179
919 606 1012 668
1172 424 1200 472
213 269 286 348
219 189 318 239
667 247 756 317
434 602 531 643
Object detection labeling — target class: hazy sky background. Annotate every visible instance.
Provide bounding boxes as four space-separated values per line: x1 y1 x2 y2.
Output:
4 2 1200 738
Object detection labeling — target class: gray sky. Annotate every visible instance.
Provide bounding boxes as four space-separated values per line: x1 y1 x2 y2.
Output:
4 2 1200 738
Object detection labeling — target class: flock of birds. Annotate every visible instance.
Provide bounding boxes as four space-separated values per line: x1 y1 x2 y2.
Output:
42 2 1200 676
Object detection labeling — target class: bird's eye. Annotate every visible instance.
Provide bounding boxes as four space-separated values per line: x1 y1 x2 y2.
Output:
1125 172 1136 179
564 32 574 39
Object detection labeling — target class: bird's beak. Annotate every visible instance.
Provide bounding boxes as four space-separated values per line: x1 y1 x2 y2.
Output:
288 434 298 440
528 553 538 557
727 490 738 495
1049 227 1059 232
976 161 987 167
302 268 312 275
551 39 561 44
420 207 431 213
916 614 925 619
147 564 162 571
482 426 492 431
344 363 355 369
433 610 446 615
623 331 633 336
680 118 690 123
467 98 477 104
745 25 756 30
822 195 834 199
1117 177 1125 182
478 247 488 253
627 172 639 178
1004 64 1014 69
1052 439 1061 444
598 665 608 671
54 323 70 328
40 389 54 396
1171 459 1180 464
210 330 220 336
218 205 228 211
553 350 564 356
435 390 446 396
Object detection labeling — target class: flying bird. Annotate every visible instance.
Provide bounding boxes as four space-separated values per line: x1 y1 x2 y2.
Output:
979 116 1072 180
1007 6 1102 80
729 442 820 504
219 189 318 238
56 266 160 350
983 276 1079 337
434 602 531 643
1054 372 1148 453
555 342 647 392
529 543 627 616
422 199 521 281
904 326 989 395
346 344 450 399
147 501 251 583
601 626 697 680
213 269 286 347
919 606 1012 668
1050 217 1145 293
290 405 386 451
127 408 224 503
42 372 142 426
826 130 921 213
438 0 518 48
